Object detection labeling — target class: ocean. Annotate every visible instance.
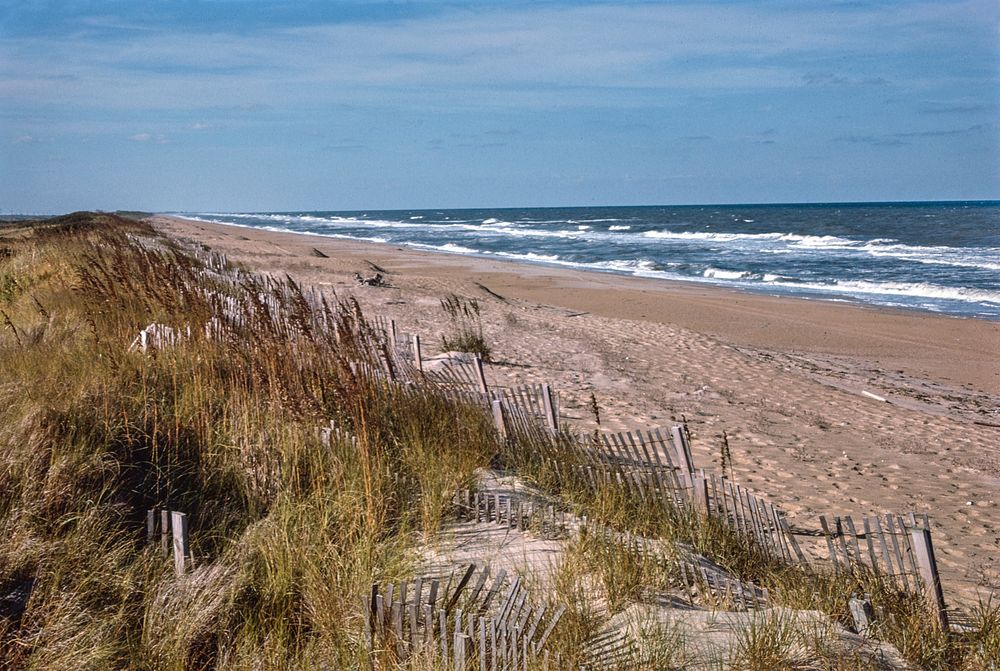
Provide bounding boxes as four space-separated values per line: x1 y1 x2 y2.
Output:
184 202 1000 320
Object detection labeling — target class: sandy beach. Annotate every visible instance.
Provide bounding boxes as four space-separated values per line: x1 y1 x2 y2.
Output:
152 214 1000 604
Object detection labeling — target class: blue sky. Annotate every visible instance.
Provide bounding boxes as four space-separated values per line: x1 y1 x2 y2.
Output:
1 1 997 212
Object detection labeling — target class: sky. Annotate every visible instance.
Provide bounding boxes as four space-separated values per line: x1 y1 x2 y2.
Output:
1 1 998 213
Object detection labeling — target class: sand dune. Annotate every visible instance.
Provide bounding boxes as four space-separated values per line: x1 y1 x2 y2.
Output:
151 215 1000 605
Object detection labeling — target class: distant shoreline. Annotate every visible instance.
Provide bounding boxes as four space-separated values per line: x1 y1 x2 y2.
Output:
174 207 1000 324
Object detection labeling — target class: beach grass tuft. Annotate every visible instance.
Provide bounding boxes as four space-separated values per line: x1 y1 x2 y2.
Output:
439 293 492 361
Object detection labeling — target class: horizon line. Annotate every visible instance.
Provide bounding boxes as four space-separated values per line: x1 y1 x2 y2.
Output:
168 198 1000 215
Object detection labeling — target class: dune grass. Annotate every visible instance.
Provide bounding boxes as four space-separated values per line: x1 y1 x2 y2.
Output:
0 213 494 669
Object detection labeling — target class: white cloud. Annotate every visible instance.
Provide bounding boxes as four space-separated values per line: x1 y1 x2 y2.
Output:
12 134 34 144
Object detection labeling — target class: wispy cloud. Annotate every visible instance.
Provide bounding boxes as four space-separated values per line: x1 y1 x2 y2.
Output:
802 72 890 87
836 122 995 147
894 123 993 138
918 100 996 115
129 132 168 144
833 135 907 147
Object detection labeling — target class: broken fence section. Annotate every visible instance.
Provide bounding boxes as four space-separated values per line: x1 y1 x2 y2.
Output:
580 519 770 611
819 511 948 628
365 564 565 668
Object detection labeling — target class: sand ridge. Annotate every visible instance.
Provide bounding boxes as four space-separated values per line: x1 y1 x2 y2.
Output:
151 215 1000 605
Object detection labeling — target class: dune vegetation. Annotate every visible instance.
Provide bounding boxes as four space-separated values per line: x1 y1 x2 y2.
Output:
0 213 996 670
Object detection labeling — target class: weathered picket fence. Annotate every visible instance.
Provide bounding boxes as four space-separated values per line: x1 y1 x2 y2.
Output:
364 563 566 669
818 511 948 627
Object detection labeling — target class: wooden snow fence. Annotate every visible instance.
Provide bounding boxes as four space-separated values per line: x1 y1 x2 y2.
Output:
351 318 952 625
364 564 565 669
455 489 573 540
556 428 694 506
579 519 770 611
819 512 925 583
574 430 802 565
423 355 490 392
818 511 948 628
490 384 561 435
491 422 802 567
451 487 770 612
702 471 806 565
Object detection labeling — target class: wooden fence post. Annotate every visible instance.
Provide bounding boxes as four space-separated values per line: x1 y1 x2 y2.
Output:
146 509 156 544
849 596 874 637
541 384 558 434
910 526 948 630
474 356 489 394
454 632 467 670
160 509 171 554
171 511 189 576
692 474 710 516
491 400 507 438
412 335 423 374
670 425 695 474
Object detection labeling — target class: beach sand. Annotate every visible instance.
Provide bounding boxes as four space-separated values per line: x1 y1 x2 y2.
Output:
152 215 1000 604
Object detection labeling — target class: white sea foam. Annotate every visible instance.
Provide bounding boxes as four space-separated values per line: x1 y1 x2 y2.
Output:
185 211 1000 316
641 230 858 247
407 242 479 254
861 241 1000 271
759 279 1000 304
496 251 561 262
703 267 752 280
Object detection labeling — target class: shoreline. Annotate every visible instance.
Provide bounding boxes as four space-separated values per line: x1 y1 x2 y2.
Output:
155 214 1000 397
174 211 1000 325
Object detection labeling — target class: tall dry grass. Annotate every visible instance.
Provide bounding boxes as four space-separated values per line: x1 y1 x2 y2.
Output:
0 213 494 669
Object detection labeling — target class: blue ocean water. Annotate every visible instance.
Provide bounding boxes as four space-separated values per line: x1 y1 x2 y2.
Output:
184 202 1000 320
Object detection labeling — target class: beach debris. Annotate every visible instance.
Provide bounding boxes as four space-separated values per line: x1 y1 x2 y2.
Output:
353 272 389 287
365 259 388 274
861 390 888 403
310 247 329 258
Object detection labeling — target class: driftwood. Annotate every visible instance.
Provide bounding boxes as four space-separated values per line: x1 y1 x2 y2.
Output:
354 272 389 287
